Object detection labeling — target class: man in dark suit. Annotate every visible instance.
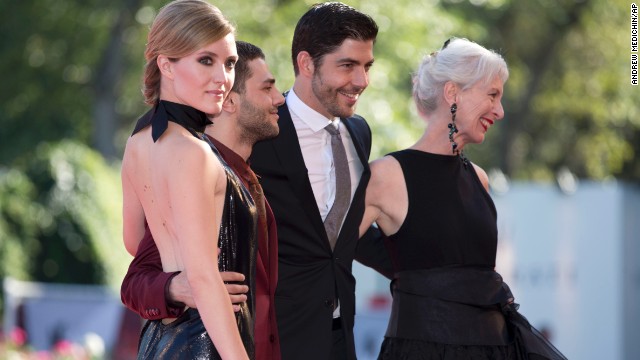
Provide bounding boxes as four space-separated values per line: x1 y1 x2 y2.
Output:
248 3 390 359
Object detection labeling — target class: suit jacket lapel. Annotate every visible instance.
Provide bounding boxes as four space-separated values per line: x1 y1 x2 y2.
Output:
342 118 369 170
272 104 329 246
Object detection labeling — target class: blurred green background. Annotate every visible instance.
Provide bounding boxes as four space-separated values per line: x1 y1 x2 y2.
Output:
0 0 637 311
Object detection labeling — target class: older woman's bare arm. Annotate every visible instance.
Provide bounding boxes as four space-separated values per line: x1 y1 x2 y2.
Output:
359 156 408 238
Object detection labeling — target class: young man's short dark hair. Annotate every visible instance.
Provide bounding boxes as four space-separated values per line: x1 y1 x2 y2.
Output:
233 40 266 94
291 2 378 75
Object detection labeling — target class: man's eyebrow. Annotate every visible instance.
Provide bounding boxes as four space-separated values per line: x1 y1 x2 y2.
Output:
260 76 276 85
335 57 375 65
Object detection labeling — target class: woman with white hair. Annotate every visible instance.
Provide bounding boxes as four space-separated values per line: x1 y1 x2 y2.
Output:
359 38 566 359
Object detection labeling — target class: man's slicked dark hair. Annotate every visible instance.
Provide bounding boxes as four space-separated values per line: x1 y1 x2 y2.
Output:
291 2 378 75
233 40 265 94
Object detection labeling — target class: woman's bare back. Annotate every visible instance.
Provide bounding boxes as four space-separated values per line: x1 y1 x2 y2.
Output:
122 122 226 273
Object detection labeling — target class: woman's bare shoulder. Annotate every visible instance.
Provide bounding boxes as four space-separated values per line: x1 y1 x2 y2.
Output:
369 155 405 193
471 162 489 192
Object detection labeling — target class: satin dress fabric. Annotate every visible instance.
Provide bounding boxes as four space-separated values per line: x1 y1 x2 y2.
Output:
132 101 258 359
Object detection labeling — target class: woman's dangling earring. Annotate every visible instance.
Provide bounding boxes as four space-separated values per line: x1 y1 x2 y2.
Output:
448 103 459 154
447 103 469 168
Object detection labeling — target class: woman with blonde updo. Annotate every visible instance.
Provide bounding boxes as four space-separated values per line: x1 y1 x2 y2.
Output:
359 38 566 360
121 1 254 359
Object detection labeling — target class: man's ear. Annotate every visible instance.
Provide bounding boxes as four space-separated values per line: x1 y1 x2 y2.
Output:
157 55 174 80
297 51 315 78
443 81 458 106
222 91 238 113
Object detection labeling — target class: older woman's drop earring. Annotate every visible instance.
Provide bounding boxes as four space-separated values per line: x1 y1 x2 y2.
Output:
448 103 459 154
447 103 469 168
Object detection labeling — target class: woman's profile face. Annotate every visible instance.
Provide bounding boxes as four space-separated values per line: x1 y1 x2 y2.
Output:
164 33 238 115
455 76 505 145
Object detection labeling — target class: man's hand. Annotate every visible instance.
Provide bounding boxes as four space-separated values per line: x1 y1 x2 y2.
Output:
168 271 249 312
221 272 249 312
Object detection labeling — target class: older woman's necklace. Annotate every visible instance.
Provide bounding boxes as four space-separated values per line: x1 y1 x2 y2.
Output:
448 103 469 169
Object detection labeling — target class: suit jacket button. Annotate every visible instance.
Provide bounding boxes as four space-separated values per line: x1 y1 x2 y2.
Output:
324 299 334 308
270 335 275 342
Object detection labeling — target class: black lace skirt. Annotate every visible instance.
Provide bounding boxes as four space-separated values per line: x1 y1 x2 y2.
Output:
379 268 567 360
378 327 556 360
378 337 517 360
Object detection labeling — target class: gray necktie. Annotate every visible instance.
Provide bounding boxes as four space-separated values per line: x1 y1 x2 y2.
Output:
324 123 351 250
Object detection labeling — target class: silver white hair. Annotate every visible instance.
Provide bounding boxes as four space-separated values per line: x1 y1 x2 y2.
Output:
413 38 509 115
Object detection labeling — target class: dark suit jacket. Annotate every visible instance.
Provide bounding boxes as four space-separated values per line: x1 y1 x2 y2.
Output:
250 102 383 360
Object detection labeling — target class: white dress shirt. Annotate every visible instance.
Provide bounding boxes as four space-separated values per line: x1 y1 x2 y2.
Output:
287 90 363 223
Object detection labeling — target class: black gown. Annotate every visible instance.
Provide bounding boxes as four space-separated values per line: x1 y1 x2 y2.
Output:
378 149 566 360
132 101 257 360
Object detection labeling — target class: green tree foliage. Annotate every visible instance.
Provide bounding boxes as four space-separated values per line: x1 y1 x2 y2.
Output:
439 0 639 180
0 0 143 164
1 141 127 287
0 169 44 281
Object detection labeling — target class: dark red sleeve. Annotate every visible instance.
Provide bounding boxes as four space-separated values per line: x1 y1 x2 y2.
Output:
120 223 184 319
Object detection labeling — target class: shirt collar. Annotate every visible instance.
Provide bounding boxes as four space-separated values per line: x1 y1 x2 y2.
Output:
205 135 253 186
287 89 341 133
